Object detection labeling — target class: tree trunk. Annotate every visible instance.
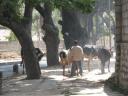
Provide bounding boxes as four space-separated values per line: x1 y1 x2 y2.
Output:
39 3 60 66
0 1 41 79
43 35 59 66
12 24 41 79
86 13 96 44
61 9 89 49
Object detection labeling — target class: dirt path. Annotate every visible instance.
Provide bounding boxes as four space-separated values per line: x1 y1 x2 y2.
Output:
1 65 124 96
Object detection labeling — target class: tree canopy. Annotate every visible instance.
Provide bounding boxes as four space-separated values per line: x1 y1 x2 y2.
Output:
44 0 95 12
0 0 95 18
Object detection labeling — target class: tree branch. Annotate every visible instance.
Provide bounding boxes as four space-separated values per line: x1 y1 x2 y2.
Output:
0 16 22 31
22 0 33 24
35 4 45 17
0 17 10 27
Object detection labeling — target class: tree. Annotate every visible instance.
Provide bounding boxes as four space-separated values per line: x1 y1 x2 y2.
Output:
36 0 95 66
36 3 60 66
79 0 115 46
5 31 17 41
60 0 114 48
61 10 89 48
61 0 95 48
0 0 41 79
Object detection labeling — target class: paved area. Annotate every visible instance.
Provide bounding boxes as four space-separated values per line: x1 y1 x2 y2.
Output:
1 66 124 96
0 56 124 96
0 57 47 78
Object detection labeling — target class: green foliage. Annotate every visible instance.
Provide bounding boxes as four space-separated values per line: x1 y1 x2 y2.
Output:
52 9 63 39
32 9 41 35
0 0 23 20
5 31 17 41
0 0 96 38
72 0 95 13
39 0 95 13
30 0 42 6
0 0 95 21
56 0 95 12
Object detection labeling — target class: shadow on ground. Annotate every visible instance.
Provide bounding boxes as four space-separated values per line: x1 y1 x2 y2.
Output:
2 65 124 96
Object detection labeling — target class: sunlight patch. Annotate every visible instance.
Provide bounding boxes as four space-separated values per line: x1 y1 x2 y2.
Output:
74 87 107 96
49 75 66 81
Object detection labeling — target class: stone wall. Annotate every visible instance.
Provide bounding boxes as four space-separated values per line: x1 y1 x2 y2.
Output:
117 0 128 89
0 40 65 52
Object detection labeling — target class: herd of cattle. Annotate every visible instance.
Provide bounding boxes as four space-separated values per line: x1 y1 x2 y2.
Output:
59 46 111 76
13 46 112 76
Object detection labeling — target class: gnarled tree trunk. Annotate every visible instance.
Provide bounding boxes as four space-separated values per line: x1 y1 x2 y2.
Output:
0 1 41 79
43 4 59 66
13 26 41 79
61 9 89 49
36 3 60 66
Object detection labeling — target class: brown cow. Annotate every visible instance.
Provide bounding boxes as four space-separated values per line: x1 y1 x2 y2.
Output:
59 49 72 76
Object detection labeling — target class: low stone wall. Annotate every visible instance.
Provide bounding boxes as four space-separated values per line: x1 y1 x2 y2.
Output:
0 40 65 52
0 41 20 52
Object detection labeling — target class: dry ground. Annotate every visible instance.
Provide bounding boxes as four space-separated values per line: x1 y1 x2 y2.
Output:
1 65 124 96
0 51 124 96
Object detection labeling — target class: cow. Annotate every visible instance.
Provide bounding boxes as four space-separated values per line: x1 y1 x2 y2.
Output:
20 48 45 74
59 48 83 76
83 45 111 74
59 49 71 76
97 48 111 73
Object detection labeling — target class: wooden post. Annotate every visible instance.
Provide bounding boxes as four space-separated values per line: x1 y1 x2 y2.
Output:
0 71 2 94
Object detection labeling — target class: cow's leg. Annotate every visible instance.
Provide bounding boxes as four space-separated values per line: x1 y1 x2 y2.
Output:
78 61 83 76
87 56 91 72
101 61 105 74
108 59 110 72
67 59 70 73
22 63 25 74
67 64 70 73
63 65 65 76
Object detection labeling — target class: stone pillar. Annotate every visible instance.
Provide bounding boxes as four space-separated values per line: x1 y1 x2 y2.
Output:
118 0 128 89
114 0 122 87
